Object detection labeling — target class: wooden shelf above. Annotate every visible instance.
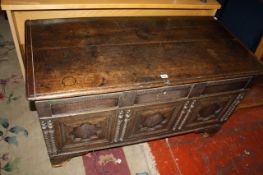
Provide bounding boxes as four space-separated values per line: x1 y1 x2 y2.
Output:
1 0 221 11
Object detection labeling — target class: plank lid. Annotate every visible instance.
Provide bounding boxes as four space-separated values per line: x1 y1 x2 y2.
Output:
25 17 263 100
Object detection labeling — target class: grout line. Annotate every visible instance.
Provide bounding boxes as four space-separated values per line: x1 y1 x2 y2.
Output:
166 138 183 175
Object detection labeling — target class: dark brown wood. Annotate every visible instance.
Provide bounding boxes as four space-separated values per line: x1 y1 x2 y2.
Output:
25 17 263 101
25 16 263 166
180 93 240 130
52 110 117 153
134 85 191 105
124 102 185 141
195 125 222 137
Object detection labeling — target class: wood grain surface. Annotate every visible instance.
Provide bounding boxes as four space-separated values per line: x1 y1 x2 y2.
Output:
13 9 217 47
25 17 263 100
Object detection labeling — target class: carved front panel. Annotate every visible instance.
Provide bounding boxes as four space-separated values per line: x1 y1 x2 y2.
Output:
180 94 239 130
52 110 117 153
124 102 184 140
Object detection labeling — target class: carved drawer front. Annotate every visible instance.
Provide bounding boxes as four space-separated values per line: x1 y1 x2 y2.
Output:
36 93 120 117
49 110 117 153
201 77 251 96
134 85 191 105
178 93 244 130
122 102 185 141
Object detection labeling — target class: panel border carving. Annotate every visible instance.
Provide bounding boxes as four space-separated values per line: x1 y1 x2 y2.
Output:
172 100 190 131
120 110 131 141
40 119 57 155
220 93 245 122
114 110 124 142
178 100 197 130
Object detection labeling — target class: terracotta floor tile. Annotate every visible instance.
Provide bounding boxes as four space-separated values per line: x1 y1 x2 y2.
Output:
240 77 263 108
149 106 263 175
149 139 180 175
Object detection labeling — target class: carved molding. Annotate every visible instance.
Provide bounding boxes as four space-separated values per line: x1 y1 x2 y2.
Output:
178 100 196 130
114 110 124 142
119 110 131 141
40 120 57 155
172 101 190 131
220 93 245 122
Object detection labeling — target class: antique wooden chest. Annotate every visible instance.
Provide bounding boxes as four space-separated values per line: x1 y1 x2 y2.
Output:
25 16 263 165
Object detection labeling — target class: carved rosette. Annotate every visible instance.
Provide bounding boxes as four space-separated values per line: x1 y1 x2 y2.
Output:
40 119 57 155
139 113 167 132
70 123 103 142
220 93 245 122
197 103 222 121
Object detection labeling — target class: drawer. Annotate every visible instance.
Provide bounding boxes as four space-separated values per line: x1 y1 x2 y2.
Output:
134 85 191 105
36 93 120 117
201 77 251 95
43 110 117 154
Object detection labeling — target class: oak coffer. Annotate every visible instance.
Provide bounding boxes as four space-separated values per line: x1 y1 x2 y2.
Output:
25 16 263 166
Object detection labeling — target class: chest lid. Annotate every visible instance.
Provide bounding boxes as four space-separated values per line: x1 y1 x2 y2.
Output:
25 17 263 100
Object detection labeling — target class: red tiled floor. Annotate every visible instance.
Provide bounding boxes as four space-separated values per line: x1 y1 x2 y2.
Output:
149 106 263 175
149 139 180 174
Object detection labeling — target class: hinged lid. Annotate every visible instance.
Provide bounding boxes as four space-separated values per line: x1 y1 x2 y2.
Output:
25 17 263 100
